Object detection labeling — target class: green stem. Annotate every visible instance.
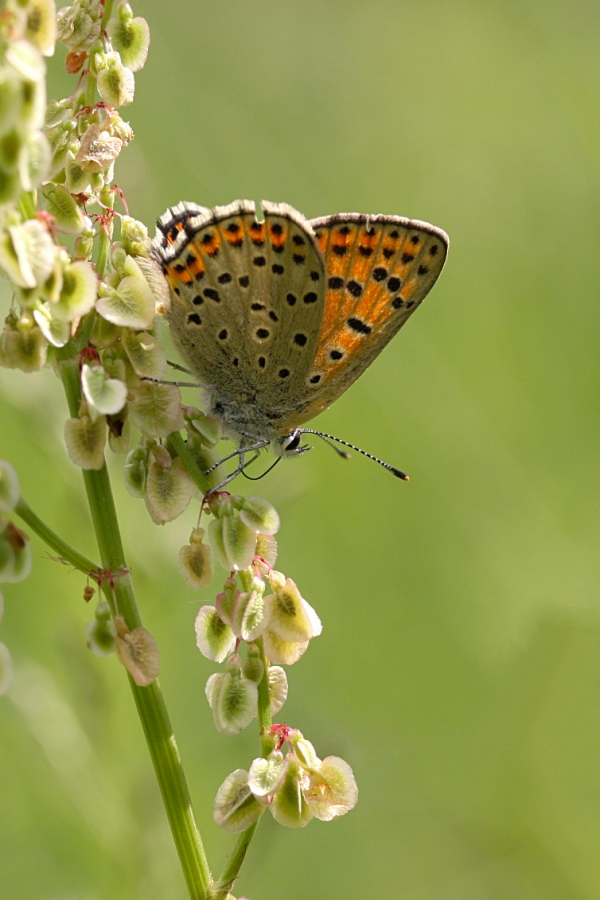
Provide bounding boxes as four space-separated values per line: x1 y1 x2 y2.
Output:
15 496 99 576
166 430 210 495
214 821 260 899
57 355 212 899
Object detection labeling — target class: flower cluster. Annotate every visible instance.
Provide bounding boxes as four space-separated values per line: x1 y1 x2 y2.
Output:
179 492 357 830
214 725 358 832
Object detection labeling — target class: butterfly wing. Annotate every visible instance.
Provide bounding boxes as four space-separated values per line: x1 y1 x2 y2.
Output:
153 200 326 437
277 213 449 428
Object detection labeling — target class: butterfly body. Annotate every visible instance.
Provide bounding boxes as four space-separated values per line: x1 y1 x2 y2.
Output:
152 200 448 458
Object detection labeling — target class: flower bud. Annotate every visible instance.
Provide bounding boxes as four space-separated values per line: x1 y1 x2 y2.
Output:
304 756 358 821
241 654 264 685
121 328 166 379
115 616 160 686
0 313 47 372
107 4 150 72
42 183 87 234
265 576 322 643
213 768 264 834
269 754 312 829
57 3 102 52
0 218 55 289
81 362 127 419
123 444 148 497
144 457 193 524
24 0 58 56
64 409 107 470
195 604 235 663
230 587 268 642
128 381 184 437
248 752 286 799
179 527 214 589
95 50 135 107
267 665 288 715
239 496 280 535
86 601 117 656
207 667 258 735
96 255 157 329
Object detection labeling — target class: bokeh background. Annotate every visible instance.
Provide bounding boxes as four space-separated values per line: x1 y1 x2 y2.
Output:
2 2 600 898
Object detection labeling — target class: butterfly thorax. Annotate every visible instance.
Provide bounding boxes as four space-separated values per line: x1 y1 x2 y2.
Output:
210 390 306 458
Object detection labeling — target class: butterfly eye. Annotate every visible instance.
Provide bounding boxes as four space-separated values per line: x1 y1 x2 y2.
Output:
279 430 311 457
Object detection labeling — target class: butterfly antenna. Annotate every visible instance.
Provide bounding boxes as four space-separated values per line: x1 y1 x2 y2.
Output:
299 429 409 481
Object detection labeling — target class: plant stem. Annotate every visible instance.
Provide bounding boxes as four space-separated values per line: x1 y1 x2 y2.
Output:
57 354 212 899
214 821 259 899
15 496 99 576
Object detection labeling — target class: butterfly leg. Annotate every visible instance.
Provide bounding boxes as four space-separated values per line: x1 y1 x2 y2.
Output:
204 440 268 494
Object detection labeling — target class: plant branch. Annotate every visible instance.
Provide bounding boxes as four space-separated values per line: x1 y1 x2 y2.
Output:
56 354 213 899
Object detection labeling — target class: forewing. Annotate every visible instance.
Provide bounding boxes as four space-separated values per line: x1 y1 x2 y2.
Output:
283 212 449 425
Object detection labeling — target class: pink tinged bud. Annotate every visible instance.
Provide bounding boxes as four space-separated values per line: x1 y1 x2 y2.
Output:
115 616 160 686
213 769 264 834
179 528 214 589
265 577 322 643
248 751 286 799
208 669 258 735
0 642 13 696
144 457 194 524
304 757 359 821
269 755 313 829
0 460 20 512
239 496 280 535
195 605 235 663
128 381 184 437
64 411 107 470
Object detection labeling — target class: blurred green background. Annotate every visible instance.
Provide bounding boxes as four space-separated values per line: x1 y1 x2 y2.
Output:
2 1 600 898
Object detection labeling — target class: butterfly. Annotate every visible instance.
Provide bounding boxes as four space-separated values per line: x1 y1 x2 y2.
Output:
152 200 448 482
